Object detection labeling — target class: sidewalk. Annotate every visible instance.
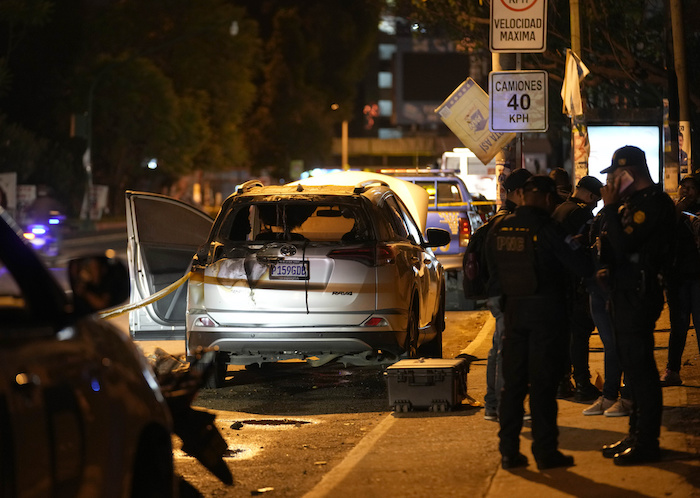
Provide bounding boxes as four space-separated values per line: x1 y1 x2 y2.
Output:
305 306 700 497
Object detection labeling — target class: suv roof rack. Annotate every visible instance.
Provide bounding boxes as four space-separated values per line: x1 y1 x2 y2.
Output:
236 179 265 193
353 179 389 193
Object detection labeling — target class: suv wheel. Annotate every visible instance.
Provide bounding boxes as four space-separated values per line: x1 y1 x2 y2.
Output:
203 352 228 389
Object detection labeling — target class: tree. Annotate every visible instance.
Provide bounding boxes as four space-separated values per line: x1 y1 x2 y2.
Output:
396 0 700 169
399 0 700 117
241 0 383 180
73 0 261 214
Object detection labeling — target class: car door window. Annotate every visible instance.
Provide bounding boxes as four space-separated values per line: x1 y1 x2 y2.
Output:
383 195 418 244
436 181 463 204
393 195 423 245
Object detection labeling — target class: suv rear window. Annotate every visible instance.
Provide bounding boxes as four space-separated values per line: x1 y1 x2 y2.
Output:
218 202 372 243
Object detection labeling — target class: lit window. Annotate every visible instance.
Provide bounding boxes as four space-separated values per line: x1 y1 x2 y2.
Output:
378 129 402 139
378 44 396 61
378 100 392 117
378 72 392 89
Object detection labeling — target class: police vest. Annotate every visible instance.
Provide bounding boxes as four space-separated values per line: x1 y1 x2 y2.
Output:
492 216 544 297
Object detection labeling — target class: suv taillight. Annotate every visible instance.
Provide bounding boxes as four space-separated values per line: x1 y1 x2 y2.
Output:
459 217 471 246
328 244 396 266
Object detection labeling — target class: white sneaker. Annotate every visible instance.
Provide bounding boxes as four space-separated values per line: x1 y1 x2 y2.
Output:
582 396 615 416
604 398 633 417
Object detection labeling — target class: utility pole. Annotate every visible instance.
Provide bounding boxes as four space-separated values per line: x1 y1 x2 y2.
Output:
569 0 588 184
492 53 517 208
671 0 690 181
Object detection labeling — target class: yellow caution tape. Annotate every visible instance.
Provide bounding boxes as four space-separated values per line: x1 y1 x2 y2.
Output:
99 271 192 320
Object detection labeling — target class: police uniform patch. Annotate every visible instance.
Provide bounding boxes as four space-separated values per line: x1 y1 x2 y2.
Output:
633 210 646 224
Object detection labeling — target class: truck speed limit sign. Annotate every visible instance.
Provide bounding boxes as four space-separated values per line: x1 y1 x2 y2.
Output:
489 70 548 132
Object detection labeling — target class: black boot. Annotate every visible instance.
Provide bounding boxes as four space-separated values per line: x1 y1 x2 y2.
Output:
574 381 601 402
501 452 529 469
613 444 661 466
536 451 575 470
602 436 636 458
557 376 575 399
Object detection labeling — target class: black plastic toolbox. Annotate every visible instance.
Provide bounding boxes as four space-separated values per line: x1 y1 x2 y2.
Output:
385 358 469 412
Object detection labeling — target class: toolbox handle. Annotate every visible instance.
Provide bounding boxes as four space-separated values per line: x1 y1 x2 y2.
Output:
396 370 446 385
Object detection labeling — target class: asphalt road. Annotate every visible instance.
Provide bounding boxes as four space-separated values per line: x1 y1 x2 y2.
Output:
112 306 700 498
106 309 491 497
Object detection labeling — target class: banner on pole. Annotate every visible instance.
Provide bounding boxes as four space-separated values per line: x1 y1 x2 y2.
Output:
435 78 515 165
561 49 589 117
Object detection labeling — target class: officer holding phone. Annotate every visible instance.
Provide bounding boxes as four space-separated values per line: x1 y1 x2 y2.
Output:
596 145 676 465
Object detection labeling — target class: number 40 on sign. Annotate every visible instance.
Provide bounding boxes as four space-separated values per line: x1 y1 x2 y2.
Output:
489 70 548 133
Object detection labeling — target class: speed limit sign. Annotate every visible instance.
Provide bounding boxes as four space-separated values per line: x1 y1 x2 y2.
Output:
489 70 548 132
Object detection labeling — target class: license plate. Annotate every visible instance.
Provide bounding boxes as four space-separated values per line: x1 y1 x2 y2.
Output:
269 260 309 280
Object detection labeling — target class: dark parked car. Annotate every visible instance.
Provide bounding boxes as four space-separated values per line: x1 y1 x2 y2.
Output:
0 207 231 496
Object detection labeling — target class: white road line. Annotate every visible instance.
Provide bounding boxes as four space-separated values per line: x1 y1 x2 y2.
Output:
460 313 495 357
301 414 396 498
303 313 495 497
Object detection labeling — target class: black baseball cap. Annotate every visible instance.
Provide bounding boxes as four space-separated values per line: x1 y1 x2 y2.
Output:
503 168 533 192
601 145 648 175
576 175 604 197
523 175 558 196
680 175 700 189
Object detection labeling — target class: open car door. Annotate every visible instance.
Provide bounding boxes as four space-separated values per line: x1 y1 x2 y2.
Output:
125 191 213 340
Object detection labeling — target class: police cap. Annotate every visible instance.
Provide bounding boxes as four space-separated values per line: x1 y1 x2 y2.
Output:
576 175 604 197
601 145 648 175
503 168 533 193
681 174 700 190
523 175 558 196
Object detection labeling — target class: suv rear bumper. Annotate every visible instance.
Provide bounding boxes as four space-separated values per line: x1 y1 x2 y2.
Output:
187 328 404 363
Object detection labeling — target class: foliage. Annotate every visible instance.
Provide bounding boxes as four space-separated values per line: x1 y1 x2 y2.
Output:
398 0 697 118
241 0 383 179
67 0 262 213
0 0 383 214
0 114 84 213
0 0 53 58
0 115 45 181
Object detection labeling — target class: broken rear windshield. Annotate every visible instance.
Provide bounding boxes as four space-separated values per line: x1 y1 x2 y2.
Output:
217 202 372 243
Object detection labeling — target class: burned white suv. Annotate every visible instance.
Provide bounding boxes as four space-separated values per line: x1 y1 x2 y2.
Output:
126 173 450 386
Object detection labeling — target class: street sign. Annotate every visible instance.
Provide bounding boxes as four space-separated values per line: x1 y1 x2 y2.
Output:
489 70 548 133
436 78 516 165
490 0 548 53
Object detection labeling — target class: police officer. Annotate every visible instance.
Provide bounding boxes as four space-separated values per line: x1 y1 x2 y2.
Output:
597 145 676 465
479 167 532 421
552 176 604 402
661 174 700 387
486 175 594 470
549 167 573 202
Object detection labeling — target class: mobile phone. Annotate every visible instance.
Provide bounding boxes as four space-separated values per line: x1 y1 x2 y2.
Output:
618 170 634 193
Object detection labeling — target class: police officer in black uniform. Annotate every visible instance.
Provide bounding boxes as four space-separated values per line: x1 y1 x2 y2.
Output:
479 167 532 420
486 175 594 471
597 145 676 465
552 176 604 402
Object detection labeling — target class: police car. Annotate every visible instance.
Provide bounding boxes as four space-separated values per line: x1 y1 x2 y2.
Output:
379 169 484 272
